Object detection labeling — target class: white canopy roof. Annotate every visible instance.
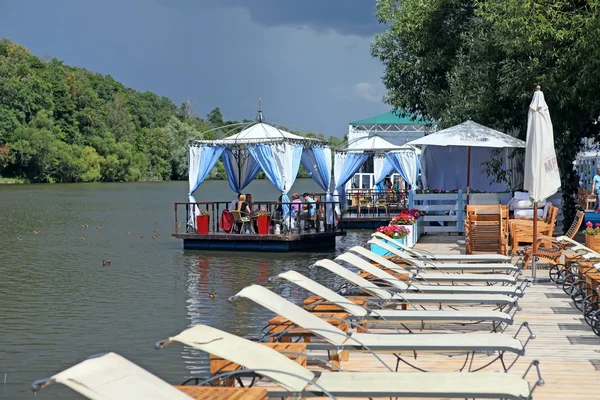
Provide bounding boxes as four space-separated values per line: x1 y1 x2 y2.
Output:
343 135 421 155
196 122 324 146
347 136 404 151
407 120 525 148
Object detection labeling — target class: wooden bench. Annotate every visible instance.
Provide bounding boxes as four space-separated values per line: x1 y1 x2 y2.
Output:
175 386 268 400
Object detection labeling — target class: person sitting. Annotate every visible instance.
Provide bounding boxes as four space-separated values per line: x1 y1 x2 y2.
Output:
592 168 600 212
291 193 302 215
230 194 241 210
236 194 252 217
300 193 316 228
235 194 254 233
245 193 254 214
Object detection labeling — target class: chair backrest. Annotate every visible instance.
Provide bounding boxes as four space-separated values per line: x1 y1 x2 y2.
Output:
231 210 245 222
168 325 313 392
546 206 559 227
566 210 585 238
45 353 192 399
219 209 235 232
313 259 393 300
336 253 409 291
236 285 347 347
377 198 386 206
278 271 368 317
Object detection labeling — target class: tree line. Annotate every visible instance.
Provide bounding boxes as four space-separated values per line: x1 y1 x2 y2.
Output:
372 0 600 229
0 39 345 183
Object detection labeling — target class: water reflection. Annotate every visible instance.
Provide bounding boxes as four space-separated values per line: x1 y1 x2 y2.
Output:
0 180 371 398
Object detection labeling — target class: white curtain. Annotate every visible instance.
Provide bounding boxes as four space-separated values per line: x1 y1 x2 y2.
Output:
373 154 395 185
271 143 303 194
397 151 418 187
333 152 347 212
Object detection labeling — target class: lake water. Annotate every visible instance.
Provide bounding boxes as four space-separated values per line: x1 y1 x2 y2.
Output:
0 179 370 399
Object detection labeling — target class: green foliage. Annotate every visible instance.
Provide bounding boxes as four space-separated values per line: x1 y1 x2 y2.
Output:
372 0 600 230
0 39 345 184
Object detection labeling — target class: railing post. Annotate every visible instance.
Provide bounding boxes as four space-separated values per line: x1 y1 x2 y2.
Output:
174 203 178 234
408 189 415 210
457 190 464 234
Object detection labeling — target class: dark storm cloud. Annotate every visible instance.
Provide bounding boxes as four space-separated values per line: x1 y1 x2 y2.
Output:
157 0 380 37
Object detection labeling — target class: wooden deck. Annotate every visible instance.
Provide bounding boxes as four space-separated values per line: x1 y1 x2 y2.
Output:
241 236 600 399
173 231 345 251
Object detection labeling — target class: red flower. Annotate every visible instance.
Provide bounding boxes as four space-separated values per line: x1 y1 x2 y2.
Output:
587 221 593 228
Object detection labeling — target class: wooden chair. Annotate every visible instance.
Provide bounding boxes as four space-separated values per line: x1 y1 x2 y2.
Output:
231 210 251 234
576 187 597 211
464 205 505 255
509 206 559 253
521 210 585 269
376 198 387 215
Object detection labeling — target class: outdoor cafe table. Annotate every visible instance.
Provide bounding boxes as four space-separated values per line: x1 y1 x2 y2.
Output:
175 386 268 400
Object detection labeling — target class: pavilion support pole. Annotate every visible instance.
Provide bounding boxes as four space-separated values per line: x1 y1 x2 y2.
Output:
466 146 472 205
532 202 538 280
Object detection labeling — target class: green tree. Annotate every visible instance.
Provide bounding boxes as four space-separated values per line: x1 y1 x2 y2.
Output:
372 0 600 229
207 107 224 127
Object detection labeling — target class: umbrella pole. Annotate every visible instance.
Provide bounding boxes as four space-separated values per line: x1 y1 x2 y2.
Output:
532 202 538 280
466 146 471 204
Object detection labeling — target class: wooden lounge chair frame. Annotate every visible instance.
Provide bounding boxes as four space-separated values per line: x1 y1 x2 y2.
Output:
157 324 544 400
521 210 585 271
228 284 535 373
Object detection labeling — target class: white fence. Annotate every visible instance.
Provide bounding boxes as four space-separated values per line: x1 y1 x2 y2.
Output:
408 190 564 235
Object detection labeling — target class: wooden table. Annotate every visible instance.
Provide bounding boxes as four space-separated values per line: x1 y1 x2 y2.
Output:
303 295 366 312
267 312 349 367
303 296 370 331
209 343 307 386
175 386 268 400
266 312 349 342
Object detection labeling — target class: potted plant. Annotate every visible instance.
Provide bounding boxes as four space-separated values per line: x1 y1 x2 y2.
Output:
584 221 600 251
256 208 271 235
196 209 210 234
370 225 410 256
389 209 422 247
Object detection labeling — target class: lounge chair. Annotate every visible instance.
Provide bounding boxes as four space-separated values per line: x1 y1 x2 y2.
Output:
371 231 512 262
274 271 519 332
230 285 534 372
340 250 518 285
368 238 522 274
314 258 527 298
30 352 193 399
311 258 519 309
157 324 544 400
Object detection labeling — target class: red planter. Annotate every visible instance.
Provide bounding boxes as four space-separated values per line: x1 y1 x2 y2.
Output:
257 216 271 235
196 215 209 234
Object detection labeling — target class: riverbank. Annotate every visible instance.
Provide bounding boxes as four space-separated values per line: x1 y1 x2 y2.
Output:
0 177 26 184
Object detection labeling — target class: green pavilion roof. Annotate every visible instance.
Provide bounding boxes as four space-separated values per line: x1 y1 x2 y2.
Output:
349 111 436 126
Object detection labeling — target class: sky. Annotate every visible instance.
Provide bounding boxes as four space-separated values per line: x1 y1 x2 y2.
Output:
0 0 391 137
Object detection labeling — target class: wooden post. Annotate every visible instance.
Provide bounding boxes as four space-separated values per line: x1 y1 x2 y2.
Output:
532 202 538 280
466 146 472 205
457 190 464 234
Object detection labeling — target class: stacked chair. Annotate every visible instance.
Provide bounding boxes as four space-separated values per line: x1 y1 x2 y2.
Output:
464 205 509 255
32 236 545 400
